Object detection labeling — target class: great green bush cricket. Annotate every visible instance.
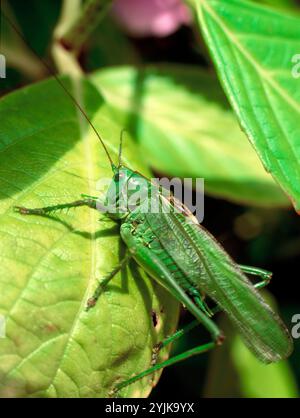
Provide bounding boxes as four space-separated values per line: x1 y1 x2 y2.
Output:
3 11 293 397
14 158 293 394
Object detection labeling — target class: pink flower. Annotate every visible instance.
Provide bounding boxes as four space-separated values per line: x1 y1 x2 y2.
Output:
111 0 192 38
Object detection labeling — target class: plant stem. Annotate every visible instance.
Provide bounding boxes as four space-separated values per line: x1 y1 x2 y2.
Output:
53 0 82 42
2 44 46 80
58 0 113 53
52 0 83 76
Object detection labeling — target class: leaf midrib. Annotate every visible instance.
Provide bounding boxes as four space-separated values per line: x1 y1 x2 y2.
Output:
47 79 100 395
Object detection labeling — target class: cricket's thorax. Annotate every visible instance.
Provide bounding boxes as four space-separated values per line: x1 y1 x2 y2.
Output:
120 208 206 302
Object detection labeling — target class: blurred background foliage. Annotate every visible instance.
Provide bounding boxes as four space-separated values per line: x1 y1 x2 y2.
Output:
1 0 300 398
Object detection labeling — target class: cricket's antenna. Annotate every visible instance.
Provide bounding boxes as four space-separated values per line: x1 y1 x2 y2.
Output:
1 11 114 169
118 129 127 168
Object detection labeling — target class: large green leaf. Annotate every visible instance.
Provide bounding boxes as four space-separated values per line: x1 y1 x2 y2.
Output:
91 65 288 207
190 0 300 211
0 77 179 398
252 0 300 13
231 333 298 397
204 309 298 398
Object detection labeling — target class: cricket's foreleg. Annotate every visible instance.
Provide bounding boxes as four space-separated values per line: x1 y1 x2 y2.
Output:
14 198 98 216
239 264 272 289
86 254 131 310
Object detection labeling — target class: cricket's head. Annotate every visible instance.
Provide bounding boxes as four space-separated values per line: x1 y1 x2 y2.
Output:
105 165 146 219
101 130 151 219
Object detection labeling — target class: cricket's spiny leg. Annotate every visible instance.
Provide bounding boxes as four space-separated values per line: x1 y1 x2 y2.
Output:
86 254 132 310
155 320 200 353
14 198 97 216
112 310 224 395
149 319 200 381
113 340 216 396
239 264 272 289
193 294 214 317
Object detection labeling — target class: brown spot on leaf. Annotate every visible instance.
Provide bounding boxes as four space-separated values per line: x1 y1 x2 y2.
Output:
151 310 158 328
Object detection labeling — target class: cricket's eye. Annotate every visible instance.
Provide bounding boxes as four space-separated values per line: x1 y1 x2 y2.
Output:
114 172 124 182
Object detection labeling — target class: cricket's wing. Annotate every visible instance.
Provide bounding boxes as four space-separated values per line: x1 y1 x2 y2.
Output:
143 200 293 363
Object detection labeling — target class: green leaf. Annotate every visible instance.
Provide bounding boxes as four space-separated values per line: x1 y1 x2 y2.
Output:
0 77 179 398
91 65 288 207
231 333 298 397
190 0 300 212
204 306 298 398
252 0 300 13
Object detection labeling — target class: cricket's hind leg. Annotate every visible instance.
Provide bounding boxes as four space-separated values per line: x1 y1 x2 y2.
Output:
110 318 222 397
188 287 214 317
239 264 272 289
111 265 273 396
